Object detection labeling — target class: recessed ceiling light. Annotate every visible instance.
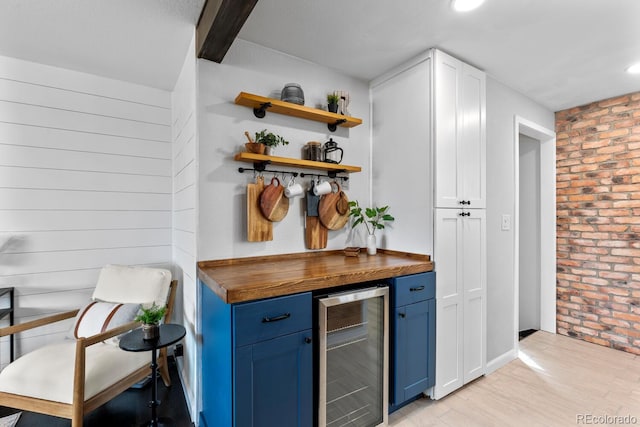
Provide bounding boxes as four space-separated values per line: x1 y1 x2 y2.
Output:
452 0 485 12
626 63 640 74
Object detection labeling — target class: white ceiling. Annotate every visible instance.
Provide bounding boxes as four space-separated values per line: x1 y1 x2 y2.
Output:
1 0 639 111
0 0 204 91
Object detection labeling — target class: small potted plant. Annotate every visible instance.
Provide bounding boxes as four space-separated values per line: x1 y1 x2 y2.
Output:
135 304 167 341
254 129 289 155
349 200 395 255
327 93 340 113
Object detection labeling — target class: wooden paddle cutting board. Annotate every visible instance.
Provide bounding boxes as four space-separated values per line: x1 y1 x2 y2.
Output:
305 185 327 249
260 177 289 222
247 177 273 242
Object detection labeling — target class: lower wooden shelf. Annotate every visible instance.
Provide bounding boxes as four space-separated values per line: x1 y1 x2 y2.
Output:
234 152 361 174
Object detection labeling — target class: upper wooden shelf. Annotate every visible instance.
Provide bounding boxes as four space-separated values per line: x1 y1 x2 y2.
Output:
235 92 363 131
234 152 362 173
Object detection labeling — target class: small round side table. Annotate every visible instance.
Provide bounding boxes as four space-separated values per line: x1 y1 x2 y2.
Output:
119 323 186 427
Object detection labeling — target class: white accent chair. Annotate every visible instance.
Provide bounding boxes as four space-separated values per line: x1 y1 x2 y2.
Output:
0 265 178 427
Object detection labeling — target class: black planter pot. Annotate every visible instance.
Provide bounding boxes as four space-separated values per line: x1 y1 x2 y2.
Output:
328 102 338 113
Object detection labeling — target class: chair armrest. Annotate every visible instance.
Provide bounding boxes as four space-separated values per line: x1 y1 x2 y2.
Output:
0 309 79 337
79 320 141 348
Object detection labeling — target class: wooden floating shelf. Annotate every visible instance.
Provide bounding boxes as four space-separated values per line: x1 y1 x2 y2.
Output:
234 152 362 173
235 92 363 131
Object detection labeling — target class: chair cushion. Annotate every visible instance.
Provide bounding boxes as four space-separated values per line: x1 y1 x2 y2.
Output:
0 341 150 403
92 265 171 307
68 301 140 344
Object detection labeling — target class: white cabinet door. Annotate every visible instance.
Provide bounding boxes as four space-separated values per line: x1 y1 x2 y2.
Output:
462 209 486 383
434 51 460 209
433 208 486 399
433 209 463 399
433 50 486 209
459 65 486 209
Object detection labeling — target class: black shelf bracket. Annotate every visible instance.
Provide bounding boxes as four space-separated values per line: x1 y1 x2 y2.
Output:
253 102 272 119
328 119 347 132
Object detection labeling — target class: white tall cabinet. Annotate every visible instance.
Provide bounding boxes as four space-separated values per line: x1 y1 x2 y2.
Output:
432 50 486 399
371 48 486 401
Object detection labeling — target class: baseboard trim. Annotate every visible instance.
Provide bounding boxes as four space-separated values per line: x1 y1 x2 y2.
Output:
486 349 517 374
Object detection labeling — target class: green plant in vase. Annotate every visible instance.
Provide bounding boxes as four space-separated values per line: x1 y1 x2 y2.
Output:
254 129 289 155
348 200 395 255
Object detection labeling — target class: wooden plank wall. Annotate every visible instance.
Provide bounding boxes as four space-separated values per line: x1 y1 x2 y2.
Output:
0 56 172 367
171 35 198 420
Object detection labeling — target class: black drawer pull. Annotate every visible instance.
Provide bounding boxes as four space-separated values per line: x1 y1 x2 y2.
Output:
410 286 425 292
262 313 291 323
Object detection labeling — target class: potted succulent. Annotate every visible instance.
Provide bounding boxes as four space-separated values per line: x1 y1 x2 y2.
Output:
135 304 167 341
327 93 340 113
254 129 289 155
348 200 395 255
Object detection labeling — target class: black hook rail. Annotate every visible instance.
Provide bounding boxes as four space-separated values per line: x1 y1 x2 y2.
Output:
300 171 349 181
238 167 298 177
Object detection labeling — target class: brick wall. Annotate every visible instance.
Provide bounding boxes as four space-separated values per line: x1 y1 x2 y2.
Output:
555 92 640 355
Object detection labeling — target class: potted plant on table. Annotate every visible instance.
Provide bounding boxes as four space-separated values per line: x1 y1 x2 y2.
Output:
349 200 395 255
327 93 340 113
254 129 289 155
135 304 167 341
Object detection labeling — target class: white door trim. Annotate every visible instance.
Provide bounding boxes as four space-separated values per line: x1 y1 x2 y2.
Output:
514 116 556 353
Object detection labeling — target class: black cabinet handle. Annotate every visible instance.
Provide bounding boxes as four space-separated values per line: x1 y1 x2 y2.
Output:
458 212 470 217
305 337 312 344
458 200 471 205
262 313 291 323
410 286 425 292
399 313 406 318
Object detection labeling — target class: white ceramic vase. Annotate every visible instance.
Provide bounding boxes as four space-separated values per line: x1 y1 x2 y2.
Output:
366 234 377 255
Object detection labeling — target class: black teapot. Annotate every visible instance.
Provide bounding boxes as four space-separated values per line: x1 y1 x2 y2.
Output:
323 138 343 164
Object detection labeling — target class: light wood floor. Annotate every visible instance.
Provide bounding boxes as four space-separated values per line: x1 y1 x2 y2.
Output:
390 331 640 426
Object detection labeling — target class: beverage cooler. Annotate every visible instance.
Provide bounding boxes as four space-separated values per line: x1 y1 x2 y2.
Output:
317 285 389 427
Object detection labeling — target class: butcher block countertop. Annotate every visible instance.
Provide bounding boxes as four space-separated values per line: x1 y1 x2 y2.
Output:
198 249 434 304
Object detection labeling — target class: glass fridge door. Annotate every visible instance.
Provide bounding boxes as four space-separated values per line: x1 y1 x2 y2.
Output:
319 286 389 427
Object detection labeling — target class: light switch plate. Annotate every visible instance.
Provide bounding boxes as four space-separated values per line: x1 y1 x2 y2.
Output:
501 214 511 231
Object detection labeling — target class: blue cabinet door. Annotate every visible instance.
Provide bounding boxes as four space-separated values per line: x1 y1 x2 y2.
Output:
393 298 436 405
235 330 313 427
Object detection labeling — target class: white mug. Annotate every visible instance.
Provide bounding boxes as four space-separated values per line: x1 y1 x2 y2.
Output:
284 182 304 198
313 180 333 196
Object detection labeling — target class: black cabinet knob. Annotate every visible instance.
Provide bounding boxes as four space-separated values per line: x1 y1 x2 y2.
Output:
399 313 406 318
305 337 312 344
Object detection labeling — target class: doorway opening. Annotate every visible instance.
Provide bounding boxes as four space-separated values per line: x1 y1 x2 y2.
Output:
519 134 541 338
514 116 556 350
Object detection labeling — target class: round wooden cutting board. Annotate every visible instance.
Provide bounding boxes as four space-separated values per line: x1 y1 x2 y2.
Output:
318 182 349 230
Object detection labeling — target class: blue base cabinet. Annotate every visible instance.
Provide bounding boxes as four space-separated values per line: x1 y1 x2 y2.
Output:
390 272 436 409
200 282 313 427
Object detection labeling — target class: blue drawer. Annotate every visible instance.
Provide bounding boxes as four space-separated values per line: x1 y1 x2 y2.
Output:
392 272 435 307
234 292 312 347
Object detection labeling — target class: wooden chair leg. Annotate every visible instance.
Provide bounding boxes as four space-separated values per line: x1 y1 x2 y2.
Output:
159 348 171 387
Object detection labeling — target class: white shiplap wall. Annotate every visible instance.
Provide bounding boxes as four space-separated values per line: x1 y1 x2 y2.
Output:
171 35 198 421
0 56 172 366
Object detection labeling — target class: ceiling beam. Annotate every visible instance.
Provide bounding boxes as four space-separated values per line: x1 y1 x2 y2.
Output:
196 0 259 63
